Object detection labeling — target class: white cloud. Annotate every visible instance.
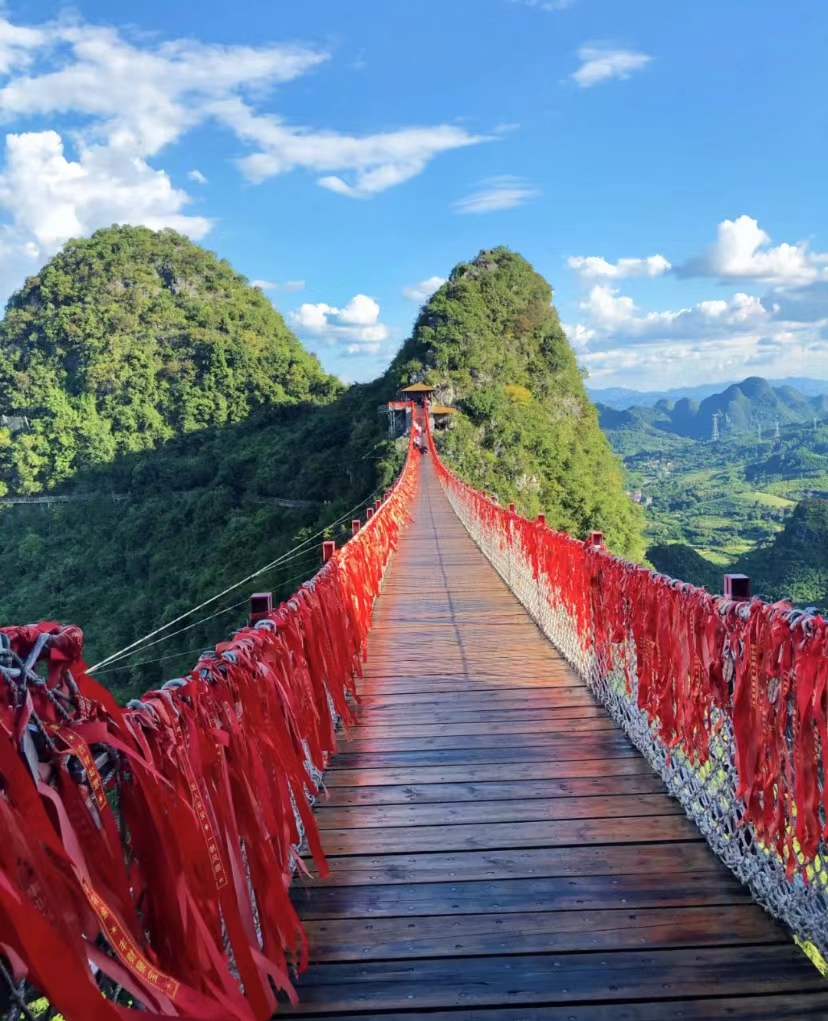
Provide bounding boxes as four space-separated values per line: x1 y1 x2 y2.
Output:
291 294 390 354
0 24 327 158
221 101 486 197
574 284 771 341
453 175 539 215
0 18 327 294
572 45 652 88
561 322 595 350
566 281 828 388
678 215 828 286
0 19 47 74
403 276 446 302
0 130 210 254
250 279 305 292
580 333 828 389
0 15 490 299
510 0 576 11
567 254 671 280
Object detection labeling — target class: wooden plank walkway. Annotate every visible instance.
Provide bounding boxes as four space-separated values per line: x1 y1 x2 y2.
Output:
289 459 827 1019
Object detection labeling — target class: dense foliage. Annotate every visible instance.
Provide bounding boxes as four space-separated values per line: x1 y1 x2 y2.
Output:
600 396 828 608
0 229 402 700
0 384 402 702
388 247 645 558
0 226 338 494
647 543 723 594
735 500 828 609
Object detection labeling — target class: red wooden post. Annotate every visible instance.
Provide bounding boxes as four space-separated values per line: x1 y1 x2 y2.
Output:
351 519 361 536
536 514 546 525
724 574 750 600
374 499 382 511
366 507 374 520
248 592 272 627
588 531 605 548
508 503 516 514
322 540 335 563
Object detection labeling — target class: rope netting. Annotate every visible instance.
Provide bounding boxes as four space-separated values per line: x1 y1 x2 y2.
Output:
0 426 418 1020
427 418 828 960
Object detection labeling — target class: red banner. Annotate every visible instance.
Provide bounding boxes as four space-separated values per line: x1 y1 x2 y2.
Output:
427 414 828 880
0 419 418 1019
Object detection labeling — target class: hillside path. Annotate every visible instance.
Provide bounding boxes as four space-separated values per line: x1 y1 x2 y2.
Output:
287 457 827 1019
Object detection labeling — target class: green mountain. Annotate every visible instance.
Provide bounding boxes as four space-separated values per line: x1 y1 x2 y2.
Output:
598 376 828 442
0 225 339 494
647 543 722 593
734 499 828 609
647 500 828 611
0 237 642 700
388 247 645 559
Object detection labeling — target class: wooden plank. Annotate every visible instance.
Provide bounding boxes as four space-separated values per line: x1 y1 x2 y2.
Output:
303 905 784 961
287 946 823 1014
338 719 618 752
288 459 825 1019
284 993 828 1021
312 814 700 855
358 688 588 708
313 793 681 830
323 757 654 788
292 871 752 919
303 841 715 886
351 704 602 726
326 738 639 770
321 775 667 807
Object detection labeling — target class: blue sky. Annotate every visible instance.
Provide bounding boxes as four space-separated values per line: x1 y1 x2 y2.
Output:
0 0 826 389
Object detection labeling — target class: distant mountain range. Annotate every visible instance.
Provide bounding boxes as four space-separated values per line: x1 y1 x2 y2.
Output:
589 377 828 410
596 376 828 441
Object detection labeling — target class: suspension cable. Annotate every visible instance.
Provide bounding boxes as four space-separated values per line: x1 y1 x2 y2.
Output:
94 548 324 672
86 484 384 673
93 554 332 677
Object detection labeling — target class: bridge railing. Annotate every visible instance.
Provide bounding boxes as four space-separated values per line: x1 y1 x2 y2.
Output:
427 420 828 961
0 423 418 1020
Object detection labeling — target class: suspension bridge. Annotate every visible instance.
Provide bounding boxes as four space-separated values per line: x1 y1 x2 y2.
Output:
1 404 827 1020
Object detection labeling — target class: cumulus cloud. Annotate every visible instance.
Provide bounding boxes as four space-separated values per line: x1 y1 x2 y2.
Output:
566 281 828 387
574 284 772 340
567 254 671 280
0 23 327 157
572 45 652 88
291 294 390 354
0 130 211 254
453 175 539 214
0 14 490 298
402 276 446 302
677 215 828 286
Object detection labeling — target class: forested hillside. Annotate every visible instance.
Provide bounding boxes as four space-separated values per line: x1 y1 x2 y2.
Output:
0 235 641 699
0 226 338 494
0 229 399 700
604 405 828 609
390 247 645 558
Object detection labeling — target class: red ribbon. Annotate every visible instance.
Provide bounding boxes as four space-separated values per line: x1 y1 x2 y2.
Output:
0 420 419 1019
426 414 827 878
